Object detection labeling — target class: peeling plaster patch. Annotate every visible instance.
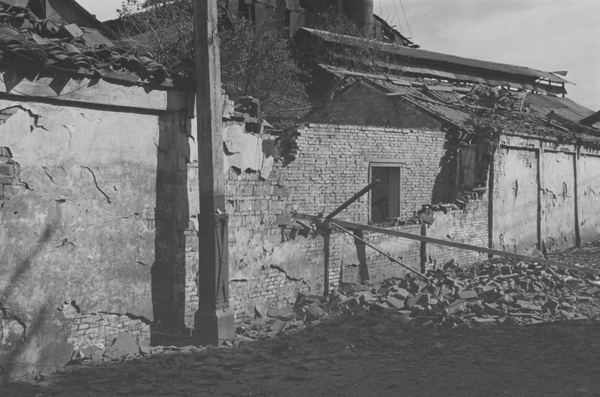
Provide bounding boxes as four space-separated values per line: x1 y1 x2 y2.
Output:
81 166 111 204
57 301 80 319
0 303 27 352
224 125 274 179
0 105 47 132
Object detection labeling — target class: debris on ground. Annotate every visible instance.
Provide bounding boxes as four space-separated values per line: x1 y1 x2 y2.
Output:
237 257 600 341
4 243 600 397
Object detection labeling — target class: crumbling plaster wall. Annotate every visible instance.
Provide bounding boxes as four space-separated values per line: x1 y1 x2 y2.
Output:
492 145 539 254
184 121 456 320
492 134 597 255
426 199 489 267
0 96 189 375
578 151 600 244
542 151 576 252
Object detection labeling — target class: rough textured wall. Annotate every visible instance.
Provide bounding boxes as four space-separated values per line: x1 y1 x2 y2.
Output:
0 98 190 376
185 122 454 321
542 151 576 252
426 199 489 266
578 153 600 244
492 136 600 255
492 147 538 254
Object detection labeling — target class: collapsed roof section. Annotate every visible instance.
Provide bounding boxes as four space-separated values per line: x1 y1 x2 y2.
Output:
0 1 169 85
296 27 571 96
312 64 600 146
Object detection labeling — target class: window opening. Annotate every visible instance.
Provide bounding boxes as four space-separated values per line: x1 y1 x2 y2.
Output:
457 146 476 189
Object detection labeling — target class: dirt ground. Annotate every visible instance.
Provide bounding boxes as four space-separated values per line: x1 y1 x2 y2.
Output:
4 242 600 397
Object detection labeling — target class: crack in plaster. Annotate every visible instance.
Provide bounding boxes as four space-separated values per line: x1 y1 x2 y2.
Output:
270 265 307 284
79 113 101 123
1 105 48 132
41 166 57 185
63 125 74 148
81 166 111 204
56 238 76 248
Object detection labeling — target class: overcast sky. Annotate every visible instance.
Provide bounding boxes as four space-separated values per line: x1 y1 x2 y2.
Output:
79 0 600 111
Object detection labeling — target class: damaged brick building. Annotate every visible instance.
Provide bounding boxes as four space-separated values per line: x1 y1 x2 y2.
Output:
1 0 600 378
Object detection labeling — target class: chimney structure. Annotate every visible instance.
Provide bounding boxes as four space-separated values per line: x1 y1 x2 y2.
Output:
342 0 374 35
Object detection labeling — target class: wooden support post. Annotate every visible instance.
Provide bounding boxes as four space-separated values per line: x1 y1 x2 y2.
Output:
323 231 330 296
193 0 234 346
574 146 581 246
537 146 544 252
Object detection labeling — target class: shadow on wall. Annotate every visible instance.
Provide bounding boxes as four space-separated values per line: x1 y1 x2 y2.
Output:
150 112 191 346
0 219 61 378
431 137 456 204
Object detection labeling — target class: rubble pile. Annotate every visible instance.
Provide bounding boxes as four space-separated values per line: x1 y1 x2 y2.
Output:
240 260 600 339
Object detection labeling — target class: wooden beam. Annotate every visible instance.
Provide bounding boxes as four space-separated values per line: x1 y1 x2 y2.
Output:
292 212 598 273
0 71 189 112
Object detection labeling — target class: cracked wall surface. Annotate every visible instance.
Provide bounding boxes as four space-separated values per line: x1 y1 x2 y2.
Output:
0 98 181 377
492 135 598 255
542 151 576 252
493 147 539 253
184 122 458 321
578 153 600 244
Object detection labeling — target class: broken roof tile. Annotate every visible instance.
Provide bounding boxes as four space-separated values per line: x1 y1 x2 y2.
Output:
0 3 169 85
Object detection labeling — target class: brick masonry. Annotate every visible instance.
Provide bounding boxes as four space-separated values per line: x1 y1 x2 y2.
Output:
426 199 489 267
67 312 151 352
184 122 488 324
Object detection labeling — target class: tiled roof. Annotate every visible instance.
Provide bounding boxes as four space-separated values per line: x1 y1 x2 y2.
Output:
298 28 570 93
0 2 168 84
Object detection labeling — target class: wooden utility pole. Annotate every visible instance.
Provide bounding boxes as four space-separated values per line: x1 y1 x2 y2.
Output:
193 0 235 346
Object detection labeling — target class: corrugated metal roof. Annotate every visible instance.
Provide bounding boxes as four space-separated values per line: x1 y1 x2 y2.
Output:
368 79 471 127
525 94 594 124
300 28 570 86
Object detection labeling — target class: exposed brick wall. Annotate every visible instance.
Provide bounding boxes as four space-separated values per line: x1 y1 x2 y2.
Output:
185 122 462 322
426 198 489 267
0 147 20 201
284 124 454 220
67 312 151 351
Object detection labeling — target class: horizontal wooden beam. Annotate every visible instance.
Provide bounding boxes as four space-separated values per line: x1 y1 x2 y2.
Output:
292 212 598 274
0 71 190 113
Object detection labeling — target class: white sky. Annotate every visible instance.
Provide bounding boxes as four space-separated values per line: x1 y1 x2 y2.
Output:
79 0 600 111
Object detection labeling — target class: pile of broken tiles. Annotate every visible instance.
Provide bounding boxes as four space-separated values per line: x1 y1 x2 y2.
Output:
239 260 600 339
